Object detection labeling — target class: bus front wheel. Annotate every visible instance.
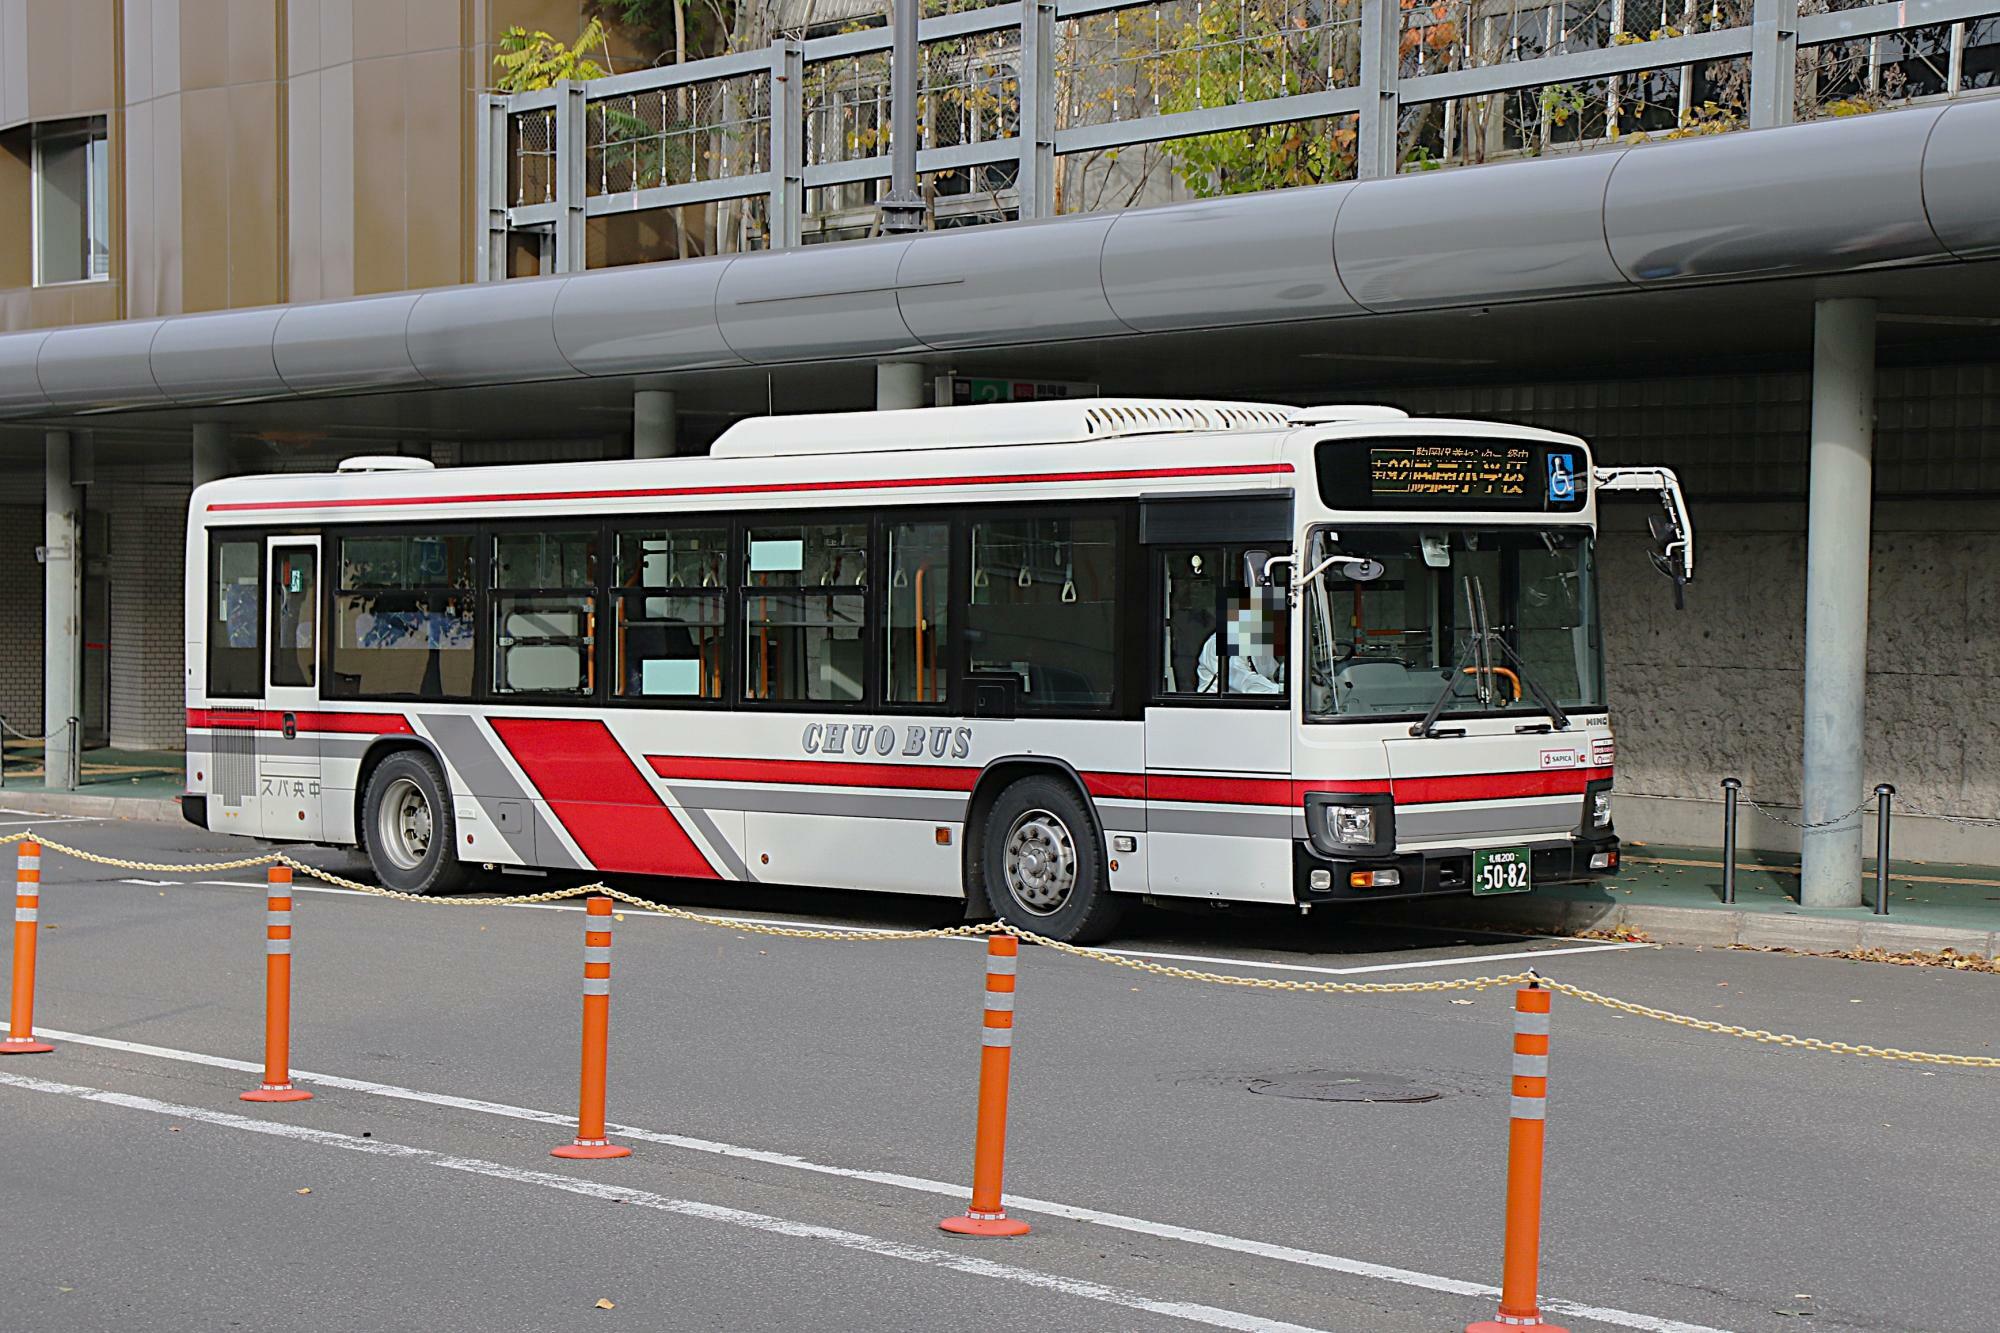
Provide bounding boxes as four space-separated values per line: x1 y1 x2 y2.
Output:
362 750 467 896
981 776 1123 945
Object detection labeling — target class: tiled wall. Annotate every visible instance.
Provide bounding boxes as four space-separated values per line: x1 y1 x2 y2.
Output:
1378 363 2000 831
0 503 43 739
98 468 191 750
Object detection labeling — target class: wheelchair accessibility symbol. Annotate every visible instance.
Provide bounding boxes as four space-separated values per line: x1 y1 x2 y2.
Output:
1547 452 1576 503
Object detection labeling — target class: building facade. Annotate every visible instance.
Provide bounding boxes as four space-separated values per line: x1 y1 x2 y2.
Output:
1 0 1998 911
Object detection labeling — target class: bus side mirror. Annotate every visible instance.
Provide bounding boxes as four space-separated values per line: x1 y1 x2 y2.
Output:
1648 515 1687 611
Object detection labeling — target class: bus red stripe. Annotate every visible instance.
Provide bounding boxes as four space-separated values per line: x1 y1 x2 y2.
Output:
490 717 720 880
186 708 413 735
1392 767 1611 803
649 755 980 792
203 462 1294 513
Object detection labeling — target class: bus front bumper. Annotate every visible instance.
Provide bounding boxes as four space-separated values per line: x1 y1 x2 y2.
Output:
1293 834 1620 905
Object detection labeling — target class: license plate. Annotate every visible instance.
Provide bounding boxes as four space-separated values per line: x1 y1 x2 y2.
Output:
1472 847 1533 896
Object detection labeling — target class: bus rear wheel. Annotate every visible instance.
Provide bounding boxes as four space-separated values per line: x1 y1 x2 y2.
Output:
362 751 467 896
981 776 1123 945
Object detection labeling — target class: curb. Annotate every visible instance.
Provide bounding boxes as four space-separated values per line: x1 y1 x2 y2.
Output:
0 788 184 826
1378 894 2000 961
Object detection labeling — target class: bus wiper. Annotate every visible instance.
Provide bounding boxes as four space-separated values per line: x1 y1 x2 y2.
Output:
1482 630 1571 732
1411 576 1489 739
1411 577 1571 737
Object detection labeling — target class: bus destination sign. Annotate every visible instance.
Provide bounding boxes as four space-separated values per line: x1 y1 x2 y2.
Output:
1370 444 1532 501
1315 438 1588 512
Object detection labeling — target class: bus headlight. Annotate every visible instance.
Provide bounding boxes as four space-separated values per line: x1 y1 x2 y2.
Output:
1591 790 1613 828
1305 792 1393 857
1326 804 1376 846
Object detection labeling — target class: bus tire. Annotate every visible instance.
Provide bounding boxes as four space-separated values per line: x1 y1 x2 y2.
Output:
361 750 467 896
981 776 1123 945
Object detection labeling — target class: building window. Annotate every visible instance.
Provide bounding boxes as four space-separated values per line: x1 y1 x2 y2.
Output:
35 119 109 285
330 534 476 699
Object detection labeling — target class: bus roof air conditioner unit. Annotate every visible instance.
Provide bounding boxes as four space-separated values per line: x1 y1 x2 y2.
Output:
337 456 438 473
710 398 1299 459
1287 406 1411 425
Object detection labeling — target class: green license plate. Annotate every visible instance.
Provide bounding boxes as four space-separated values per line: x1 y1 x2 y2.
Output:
1472 847 1533 896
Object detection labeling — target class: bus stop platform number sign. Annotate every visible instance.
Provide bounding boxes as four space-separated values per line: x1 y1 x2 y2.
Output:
1473 847 1532 896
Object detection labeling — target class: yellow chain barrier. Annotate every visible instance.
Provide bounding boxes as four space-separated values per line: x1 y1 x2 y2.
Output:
7 830 1998 1065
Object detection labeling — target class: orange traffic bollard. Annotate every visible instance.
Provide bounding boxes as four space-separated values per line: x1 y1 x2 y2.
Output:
552 896 631 1160
940 933 1030 1237
2 840 54 1055
241 865 312 1102
1468 984 1567 1333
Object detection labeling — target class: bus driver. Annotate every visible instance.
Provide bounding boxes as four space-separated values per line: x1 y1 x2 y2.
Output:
1197 594 1287 694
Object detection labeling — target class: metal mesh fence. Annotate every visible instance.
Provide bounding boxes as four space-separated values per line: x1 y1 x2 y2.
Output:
1056 0 1364 132
510 108 557 206
1400 0 1751 77
586 72 774 197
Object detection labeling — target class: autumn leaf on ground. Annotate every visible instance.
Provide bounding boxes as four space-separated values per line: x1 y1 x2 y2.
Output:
595 1298 616 1310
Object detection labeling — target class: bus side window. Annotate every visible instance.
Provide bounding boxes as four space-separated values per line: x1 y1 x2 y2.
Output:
208 536 263 697
615 525 728 701
965 514 1119 710
492 531 597 698
330 533 476 700
743 521 870 703
885 521 949 706
269 547 317 689
1157 547 1222 695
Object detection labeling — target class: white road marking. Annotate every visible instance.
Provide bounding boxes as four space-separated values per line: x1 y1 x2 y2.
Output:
15 1021 1727 1333
0 1067 1327 1333
119 878 177 887
163 876 1646 979
0 812 100 828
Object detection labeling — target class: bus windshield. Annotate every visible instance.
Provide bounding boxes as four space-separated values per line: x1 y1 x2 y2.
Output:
1304 526 1602 722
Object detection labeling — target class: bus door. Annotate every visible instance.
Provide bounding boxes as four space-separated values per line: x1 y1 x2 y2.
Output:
1142 513 1294 900
259 538 324 840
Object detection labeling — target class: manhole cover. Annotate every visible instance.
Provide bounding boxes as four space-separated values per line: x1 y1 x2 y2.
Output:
1245 1073 1441 1104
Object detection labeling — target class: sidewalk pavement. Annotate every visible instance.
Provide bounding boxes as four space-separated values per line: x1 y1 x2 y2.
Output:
1381 842 2000 961
0 743 184 824
6 762 1998 961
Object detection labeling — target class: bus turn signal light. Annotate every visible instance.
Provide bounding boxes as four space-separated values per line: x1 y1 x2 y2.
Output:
1349 869 1401 889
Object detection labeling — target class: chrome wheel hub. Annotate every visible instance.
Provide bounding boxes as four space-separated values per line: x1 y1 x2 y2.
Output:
1003 810 1077 916
377 777 434 872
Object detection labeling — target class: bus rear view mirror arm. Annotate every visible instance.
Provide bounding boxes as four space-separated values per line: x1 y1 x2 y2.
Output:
1593 465 1694 608
1286 553 1385 589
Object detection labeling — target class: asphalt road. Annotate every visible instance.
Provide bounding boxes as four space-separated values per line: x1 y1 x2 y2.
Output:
2 805 1996 1333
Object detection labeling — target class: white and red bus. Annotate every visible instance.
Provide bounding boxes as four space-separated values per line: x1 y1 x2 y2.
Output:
183 398 1692 942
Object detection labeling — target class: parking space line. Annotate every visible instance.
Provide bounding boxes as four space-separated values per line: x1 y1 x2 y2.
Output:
0 1067 1327 1333
11 1021 1724 1333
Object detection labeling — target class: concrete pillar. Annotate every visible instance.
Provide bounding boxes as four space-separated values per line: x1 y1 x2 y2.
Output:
634 390 678 459
43 430 80 791
876 362 925 411
1799 297 1877 908
192 421 229 487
